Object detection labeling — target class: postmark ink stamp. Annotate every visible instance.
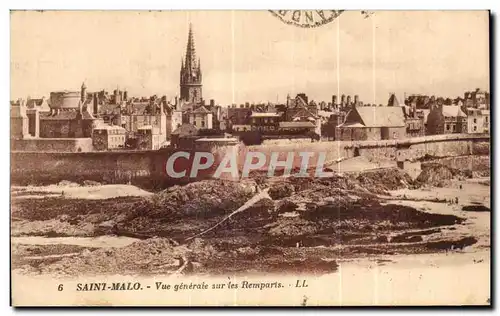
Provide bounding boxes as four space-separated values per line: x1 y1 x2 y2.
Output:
269 10 344 28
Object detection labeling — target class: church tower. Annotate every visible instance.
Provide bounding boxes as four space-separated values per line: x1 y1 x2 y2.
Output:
180 24 202 104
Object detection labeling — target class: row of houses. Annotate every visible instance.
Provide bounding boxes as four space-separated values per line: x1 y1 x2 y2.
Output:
11 86 490 152
335 98 489 141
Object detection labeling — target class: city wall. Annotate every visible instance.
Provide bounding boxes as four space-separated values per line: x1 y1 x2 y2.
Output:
354 134 490 162
11 150 174 190
11 138 94 153
11 134 490 190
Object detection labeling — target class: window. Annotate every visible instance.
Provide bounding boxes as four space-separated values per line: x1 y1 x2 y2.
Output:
446 124 450 131
474 126 477 132
473 118 477 123
201 120 205 127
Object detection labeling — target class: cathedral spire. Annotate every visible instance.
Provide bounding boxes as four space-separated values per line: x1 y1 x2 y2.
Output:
185 23 197 70
180 23 202 104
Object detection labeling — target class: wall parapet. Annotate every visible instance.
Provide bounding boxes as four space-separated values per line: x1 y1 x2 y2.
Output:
345 134 490 149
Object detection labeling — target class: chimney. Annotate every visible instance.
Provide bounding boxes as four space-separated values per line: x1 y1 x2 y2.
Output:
210 99 215 107
123 90 128 101
341 94 346 107
93 93 98 116
332 95 337 106
354 95 359 105
346 95 352 106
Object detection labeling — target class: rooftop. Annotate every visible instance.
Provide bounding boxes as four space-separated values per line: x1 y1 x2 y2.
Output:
250 112 281 118
340 106 405 128
192 105 211 114
442 105 466 117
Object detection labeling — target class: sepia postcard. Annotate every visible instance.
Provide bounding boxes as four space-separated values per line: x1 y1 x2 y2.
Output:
10 10 491 306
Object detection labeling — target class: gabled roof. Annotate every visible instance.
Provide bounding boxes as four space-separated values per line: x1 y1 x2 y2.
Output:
192 105 211 114
292 107 318 119
342 106 405 128
295 95 308 107
442 105 466 117
387 94 400 107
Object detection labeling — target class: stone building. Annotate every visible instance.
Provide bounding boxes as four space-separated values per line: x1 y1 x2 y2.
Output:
10 99 29 140
170 123 200 148
465 108 490 134
227 106 252 127
401 94 425 137
403 108 425 137
482 110 490 133
337 106 406 141
188 105 213 129
249 112 281 132
92 124 127 151
464 88 490 109
284 93 318 121
39 84 96 138
426 105 467 135
136 125 165 150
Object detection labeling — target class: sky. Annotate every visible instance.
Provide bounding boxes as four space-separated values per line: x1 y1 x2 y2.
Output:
10 10 489 105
